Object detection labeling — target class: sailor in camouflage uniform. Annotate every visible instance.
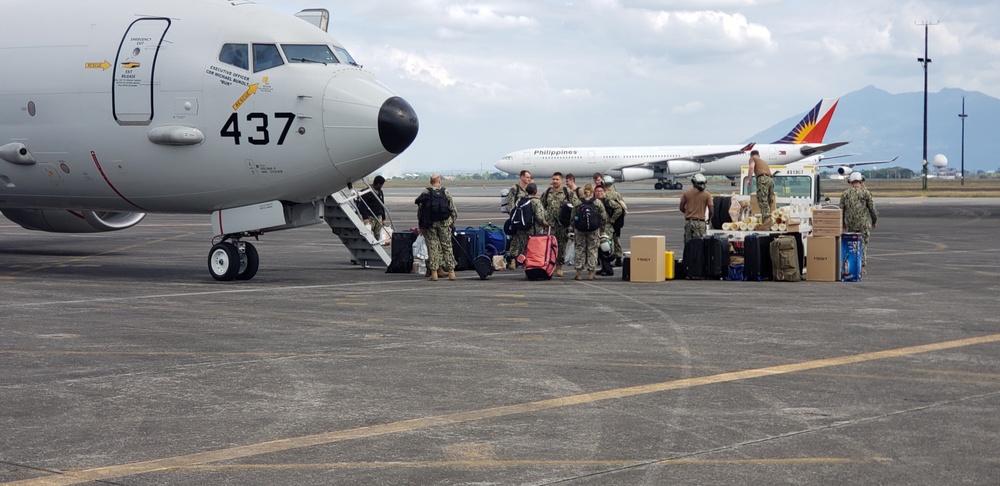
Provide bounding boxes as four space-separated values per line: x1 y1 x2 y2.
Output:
541 172 580 277
840 171 877 271
571 183 608 280
746 149 774 226
505 170 533 269
601 176 627 266
415 174 458 281
594 185 622 276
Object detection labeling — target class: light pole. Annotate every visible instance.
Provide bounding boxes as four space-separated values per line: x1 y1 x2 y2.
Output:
959 97 967 186
917 20 938 191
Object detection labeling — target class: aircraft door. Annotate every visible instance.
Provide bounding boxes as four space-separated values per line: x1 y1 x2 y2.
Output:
113 18 171 126
588 151 596 164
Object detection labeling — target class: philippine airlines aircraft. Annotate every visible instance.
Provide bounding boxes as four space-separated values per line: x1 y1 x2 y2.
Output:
495 99 845 190
0 0 418 281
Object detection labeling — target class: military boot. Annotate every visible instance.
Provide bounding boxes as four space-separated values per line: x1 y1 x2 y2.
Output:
428 270 438 281
448 269 456 281
556 264 564 277
507 259 516 270
437 269 448 278
588 270 596 280
575 270 583 281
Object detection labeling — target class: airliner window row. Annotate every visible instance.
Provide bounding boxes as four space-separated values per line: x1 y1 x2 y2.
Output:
218 43 359 73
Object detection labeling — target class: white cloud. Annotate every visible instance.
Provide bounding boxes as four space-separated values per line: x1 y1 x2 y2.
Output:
443 5 538 30
671 101 705 114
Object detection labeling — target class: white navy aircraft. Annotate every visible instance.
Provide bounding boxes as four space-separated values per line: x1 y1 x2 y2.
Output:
0 0 418 281
495 99 845 189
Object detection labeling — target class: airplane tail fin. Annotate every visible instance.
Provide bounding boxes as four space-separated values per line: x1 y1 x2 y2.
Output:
773 98 839 144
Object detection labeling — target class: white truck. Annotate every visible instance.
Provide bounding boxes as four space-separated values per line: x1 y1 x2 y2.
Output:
706 163 829 254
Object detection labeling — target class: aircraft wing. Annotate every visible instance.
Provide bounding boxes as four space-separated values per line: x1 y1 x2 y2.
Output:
611 142 756 171
800 141 849 157
816 156 899 168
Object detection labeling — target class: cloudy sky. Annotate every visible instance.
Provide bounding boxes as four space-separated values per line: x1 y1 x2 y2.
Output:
257 0 1000 175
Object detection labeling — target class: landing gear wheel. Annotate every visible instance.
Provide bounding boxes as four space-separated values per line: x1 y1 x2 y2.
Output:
208 242 241 281
654 182 663 190
672 182 683 190
235 242 259 281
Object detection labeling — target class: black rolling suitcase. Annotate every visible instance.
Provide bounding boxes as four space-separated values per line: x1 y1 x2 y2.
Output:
743 233 774 281
452 234 474 271
704 234 730 280
621 256 631 281
683 237 706 279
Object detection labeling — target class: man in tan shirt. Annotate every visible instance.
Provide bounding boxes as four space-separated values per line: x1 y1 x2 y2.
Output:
745 149 774 225
679 173 713 242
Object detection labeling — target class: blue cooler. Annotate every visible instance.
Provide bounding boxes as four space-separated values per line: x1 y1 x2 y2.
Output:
841 233 863 282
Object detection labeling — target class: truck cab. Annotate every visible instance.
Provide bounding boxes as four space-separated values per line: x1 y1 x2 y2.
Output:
740 164 821 206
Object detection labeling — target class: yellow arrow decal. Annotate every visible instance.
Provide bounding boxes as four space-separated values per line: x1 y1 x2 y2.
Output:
120 62 140 69
85 61 112 71
232 83 259 111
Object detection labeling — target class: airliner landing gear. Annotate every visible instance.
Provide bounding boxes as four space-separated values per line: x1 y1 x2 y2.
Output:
208 239 259 281
654 179 682 190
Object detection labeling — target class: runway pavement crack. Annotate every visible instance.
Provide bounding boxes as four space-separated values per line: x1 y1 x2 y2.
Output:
534 389 1000 485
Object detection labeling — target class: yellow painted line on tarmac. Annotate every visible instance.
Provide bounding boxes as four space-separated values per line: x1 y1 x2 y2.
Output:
7 333 1000 486
656 456 893 466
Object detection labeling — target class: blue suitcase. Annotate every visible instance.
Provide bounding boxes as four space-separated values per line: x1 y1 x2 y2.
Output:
841 233 863 282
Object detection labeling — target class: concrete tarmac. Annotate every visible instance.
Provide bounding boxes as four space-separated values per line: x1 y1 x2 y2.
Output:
1 192 999 485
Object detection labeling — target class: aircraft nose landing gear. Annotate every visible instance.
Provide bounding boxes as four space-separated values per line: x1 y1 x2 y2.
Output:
208 238 259 281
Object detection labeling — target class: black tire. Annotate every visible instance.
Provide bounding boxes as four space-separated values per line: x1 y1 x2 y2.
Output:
654 182 663 190
235 242 260 281
208 242 240 281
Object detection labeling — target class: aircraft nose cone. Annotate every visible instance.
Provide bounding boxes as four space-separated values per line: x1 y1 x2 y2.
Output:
378 97 418 154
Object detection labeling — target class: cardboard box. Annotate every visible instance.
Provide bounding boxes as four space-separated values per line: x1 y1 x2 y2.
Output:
811 208 842 238
807 236 840 281
812 208 842 225
812 226 843 238
630 235 665 283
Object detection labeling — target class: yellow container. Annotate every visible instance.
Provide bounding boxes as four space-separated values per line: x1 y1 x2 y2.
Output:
664 251 675 280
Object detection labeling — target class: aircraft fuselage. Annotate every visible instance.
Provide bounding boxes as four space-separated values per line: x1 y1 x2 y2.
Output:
0 0 414 214
495 143 824 181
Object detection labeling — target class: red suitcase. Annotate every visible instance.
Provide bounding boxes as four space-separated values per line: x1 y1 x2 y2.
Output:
523 233 558 280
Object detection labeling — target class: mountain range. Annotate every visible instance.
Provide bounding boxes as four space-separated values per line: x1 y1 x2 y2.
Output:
748 86 998 173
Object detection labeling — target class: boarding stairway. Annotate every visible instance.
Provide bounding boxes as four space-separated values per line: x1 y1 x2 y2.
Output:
323 182 393 268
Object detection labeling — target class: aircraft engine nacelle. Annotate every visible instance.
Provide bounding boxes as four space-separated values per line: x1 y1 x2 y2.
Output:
837 166 853 176
1 209 146 233
666 160 702 175
619 167 655 181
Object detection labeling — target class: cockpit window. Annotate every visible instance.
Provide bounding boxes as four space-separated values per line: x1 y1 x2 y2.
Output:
219 43 249 70
333 46 360 67
282 44 339 65
252 43 284 72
